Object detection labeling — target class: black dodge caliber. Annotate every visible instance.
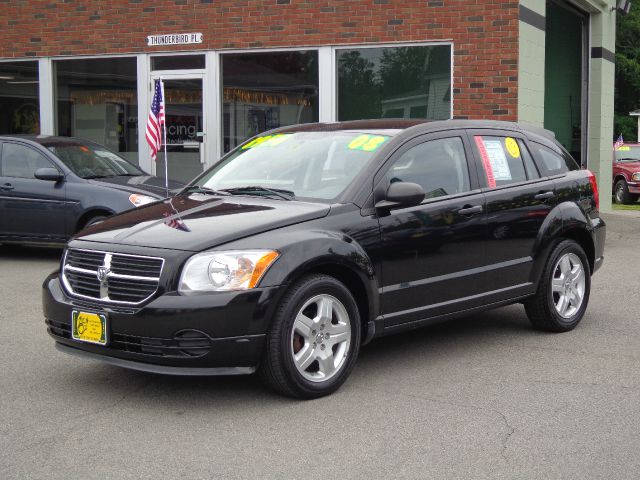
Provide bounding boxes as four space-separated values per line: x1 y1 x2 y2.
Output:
43 120 606 398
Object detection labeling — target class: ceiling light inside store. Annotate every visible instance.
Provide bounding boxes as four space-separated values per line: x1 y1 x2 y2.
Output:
7 80 39 84
0 75 16 80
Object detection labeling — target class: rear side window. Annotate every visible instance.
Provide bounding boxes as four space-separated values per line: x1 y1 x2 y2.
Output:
1 142 53 179
385 137 470 199
519 140 540 180
530 142 579 176
472 135 529 187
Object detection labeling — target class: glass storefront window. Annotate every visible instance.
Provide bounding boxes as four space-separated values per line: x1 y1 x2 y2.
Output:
0 61 40 134
222 50 319 153
337 45 451 121
151 55 205 71
55 57 139 165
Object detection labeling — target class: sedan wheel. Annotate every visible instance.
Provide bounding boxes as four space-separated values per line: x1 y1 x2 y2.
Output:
550 253 586 318
524 239 590 332
260 274 361 399
291 294 352 383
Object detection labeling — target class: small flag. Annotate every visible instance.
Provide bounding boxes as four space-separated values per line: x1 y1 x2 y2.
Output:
162 211 190 232
145 79 165 161
613 134 624 151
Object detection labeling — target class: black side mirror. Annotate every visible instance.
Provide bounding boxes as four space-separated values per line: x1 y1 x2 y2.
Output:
375 181 425 209
34 167 64 182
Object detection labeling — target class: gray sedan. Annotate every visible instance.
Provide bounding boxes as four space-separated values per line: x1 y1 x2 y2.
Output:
0 135 183 245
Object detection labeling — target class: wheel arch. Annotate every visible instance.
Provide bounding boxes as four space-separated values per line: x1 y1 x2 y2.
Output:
76 208 114 232
257 232 380 344
282 259 377 343
613 174 627 188
561 227 595 273
530 202 596 286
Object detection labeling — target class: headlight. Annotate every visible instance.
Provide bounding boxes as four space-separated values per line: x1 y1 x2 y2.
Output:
179 250 279 293
632 173 640 182
129 193 156 207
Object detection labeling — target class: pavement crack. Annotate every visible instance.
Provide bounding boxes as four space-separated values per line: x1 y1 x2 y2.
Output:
495 409 515 462
85 379 152 417
363 385 516 462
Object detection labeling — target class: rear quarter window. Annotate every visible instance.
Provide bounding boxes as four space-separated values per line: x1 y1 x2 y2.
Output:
530 142 579 176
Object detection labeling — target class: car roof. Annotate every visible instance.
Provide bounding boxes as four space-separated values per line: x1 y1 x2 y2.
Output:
0 135 96 147
272 119 557 140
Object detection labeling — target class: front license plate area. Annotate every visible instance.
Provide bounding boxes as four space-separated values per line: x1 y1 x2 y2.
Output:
71 310 107 345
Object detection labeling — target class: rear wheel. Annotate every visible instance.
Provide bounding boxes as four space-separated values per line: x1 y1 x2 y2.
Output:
524 240 590 332
260 274 361 399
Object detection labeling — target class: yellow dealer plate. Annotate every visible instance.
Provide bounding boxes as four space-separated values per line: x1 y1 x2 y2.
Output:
71 311 107 345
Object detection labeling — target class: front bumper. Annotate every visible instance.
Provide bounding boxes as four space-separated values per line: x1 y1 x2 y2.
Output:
43 273 283 374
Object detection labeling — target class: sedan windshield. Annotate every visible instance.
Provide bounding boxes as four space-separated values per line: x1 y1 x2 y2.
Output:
615 145 640 162
195 132 391 201
45 141 145 178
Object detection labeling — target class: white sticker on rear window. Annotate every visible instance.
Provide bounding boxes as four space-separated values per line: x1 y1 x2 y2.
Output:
483 140 512 181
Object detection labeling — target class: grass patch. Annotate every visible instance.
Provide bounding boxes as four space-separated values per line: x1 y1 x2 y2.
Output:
612 203 640 211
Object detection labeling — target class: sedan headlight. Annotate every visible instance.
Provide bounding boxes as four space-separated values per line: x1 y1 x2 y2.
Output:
632 173 640 182
179 250 279 293
129 193 157 207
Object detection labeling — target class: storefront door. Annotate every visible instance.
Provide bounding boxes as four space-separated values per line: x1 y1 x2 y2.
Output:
150 74 205 184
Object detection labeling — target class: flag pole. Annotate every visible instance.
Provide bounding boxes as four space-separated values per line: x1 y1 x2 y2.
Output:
160 77 169 198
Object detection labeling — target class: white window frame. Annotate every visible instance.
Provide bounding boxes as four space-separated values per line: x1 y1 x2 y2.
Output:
332 41 454 122
1 40 454 176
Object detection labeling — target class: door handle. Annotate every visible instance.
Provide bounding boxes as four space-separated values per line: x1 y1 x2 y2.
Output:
458 205 483 216
534 191 555 200
1 183 14 191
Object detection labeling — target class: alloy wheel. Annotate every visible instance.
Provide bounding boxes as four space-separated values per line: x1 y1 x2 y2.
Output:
551 252 586 318
290 294 351 383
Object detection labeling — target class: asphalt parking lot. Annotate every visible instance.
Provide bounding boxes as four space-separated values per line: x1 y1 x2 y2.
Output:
1 213 639 480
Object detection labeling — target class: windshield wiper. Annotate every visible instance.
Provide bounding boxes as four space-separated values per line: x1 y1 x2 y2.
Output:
180 185 232 196
220 186 295 201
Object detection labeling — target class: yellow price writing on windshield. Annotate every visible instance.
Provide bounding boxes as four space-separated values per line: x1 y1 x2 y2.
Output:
347 135 389 152
241 133 291 150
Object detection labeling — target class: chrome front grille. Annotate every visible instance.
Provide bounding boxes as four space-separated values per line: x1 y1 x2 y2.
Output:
62 248 164 305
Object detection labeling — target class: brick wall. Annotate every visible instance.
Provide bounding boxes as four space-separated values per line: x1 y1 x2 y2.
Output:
0 0 519 120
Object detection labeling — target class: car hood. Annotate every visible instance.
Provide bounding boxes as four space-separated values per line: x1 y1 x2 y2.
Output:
75 194 331 252
88 175 185 198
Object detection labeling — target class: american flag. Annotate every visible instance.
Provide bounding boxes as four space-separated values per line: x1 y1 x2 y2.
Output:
162 211 190 232
146 79 165 161
613 134 624 151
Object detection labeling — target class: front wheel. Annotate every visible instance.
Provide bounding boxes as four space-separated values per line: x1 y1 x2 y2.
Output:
81 215 108 230
524 240 591 332
260 274 361 399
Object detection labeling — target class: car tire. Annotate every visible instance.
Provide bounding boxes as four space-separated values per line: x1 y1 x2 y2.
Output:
524 239 591 332
82 215 108 230
260 274 361 399
614 179 634 205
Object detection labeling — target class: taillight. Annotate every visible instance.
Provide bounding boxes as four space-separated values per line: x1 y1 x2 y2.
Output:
586 169 599 210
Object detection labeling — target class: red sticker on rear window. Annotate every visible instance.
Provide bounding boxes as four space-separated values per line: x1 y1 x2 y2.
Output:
474 136 496 188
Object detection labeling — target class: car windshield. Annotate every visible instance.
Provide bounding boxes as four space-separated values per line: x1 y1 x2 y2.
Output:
45 140 145 178
194 132 391 201
615 145 640 162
